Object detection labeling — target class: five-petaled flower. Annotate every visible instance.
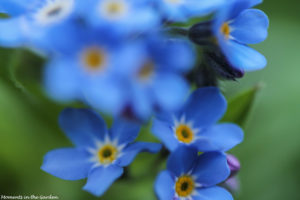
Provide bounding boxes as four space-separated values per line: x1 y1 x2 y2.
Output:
155 146 233 200
152 87 244 152
41 108 161 196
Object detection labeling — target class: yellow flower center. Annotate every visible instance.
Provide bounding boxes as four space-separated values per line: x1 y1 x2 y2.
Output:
107 2 124 14
100 0 128 20
82 47 107 71
175 176 195 197
98 144 118 164
176 124 194 143
220 22 231 39
138 61 155 81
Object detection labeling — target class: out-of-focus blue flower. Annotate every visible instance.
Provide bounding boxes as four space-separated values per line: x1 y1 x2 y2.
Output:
44 26 134 115
79 0 159 36
155 146 232 200
119 36 195 119
0 0 79 49
41 108 161 197
152 87 243 152
213 0 269 71
156 0 225 22
44 26 195 118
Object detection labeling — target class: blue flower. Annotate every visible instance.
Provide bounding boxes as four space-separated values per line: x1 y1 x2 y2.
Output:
152 87 243 152
213 0 269 71
78 0 159 36
41 108 162 197
0 0 79 49
156 0 225 22
44 25 195 118
119 36 195 119
43 26 135 115
155 146 232 200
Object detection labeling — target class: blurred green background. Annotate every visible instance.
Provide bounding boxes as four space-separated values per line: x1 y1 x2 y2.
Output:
1 0 300 199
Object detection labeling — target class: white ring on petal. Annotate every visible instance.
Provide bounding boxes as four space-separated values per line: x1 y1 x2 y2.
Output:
33 0 74 25
88 135 125 168
172 115 201 144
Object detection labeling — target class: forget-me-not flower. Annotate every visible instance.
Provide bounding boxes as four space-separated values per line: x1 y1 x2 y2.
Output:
152 87 243 152
213 0 269 71
121 36 195 119
41 108 161 196
155 146 233 200
43 25 137 115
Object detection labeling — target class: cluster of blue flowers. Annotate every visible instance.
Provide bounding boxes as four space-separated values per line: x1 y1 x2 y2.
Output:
0 0 269 199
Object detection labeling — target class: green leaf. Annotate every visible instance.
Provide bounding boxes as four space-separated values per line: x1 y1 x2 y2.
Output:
221 84 262 127
0 48 15 82
0 48 45 94
0 13 9 19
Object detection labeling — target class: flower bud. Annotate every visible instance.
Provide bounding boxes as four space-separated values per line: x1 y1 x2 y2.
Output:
224 176 240 193
204 48 244 80
188 21 213 46
227 154 241 178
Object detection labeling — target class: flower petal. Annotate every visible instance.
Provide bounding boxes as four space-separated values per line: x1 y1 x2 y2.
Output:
109 119 141 146
221 39 267 71
59 108 107 148
154 111 178 125
130 84 153 119
155 170 175 200
44 58 81 102
213 0 263 38
167 146 198 177
153 74 189 112
41 148 92 180
160 2 187 22
184 87 227 128
194 186 233 200
231 9 269 44
83 165 123 197
151 119 179 151
195 123 244 152
84 77 126 116
0 0 33 16
192 152 229 187
157 39 195 73
186 0 225 18
227 0 263 19
0 17 25 47
124 8 159 33
117 142 162 167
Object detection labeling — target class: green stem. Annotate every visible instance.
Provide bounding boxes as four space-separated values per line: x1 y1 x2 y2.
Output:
167 27 189 37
